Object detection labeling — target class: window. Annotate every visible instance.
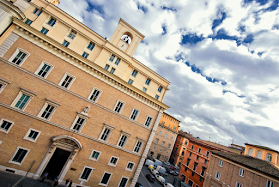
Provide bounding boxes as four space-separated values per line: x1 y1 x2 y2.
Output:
199 177 203 183
256 150 262 159
235 182 243 187
25 19 32 25
38 100 59 120
9 48 30 66
158 86 162 92
204 160 207 165
71 115 87 132
206 151 210 157
23 128 41 142
99 127 113 141
193 162 198 171
189 152 192 157
104 64 110 71
196 155 199 160
99 172 112 186
118 177 128 187
191 145 194 150
15 94 30 109
68 30 77 39
108 156 119 167
59 73 75 89
115 58 121 65
133 140 143 153
109 55 115 62
159 131 161 135
186 158 190 166
185 141 187 145
11 88 35 111
188 179 193 186
238 168 244 177
89 150 101 161
182 151 184 156
248 148 253 156
0 78 8 93
168 144 171 148
191 171 195 177
110 68 115 74
184 167 187 172
174 126 177 130
142 87 147 93
144 116 153 127
40 27 49 35
198 148 201 153
215 171 221 180
9 147 30 165
266 179 274 187
87 42 95 50
117 132 130 148
130 108 140 121
47 18 56 26
0 118 14 134
155 95 159 100
128 79 133 85
165 134 168 138
33 8 42 16
162 141 165 146
171 137 173 140
79 166 93 182
126 162 135 172
218 159 223 167
35 61 53 78
131 70 138 77
201 166 206 176
88 87 102 102
113 100 125 114
145 78 150 85
266 153 272 162
62 40 70 47
155 139 159 144
82 52 89 59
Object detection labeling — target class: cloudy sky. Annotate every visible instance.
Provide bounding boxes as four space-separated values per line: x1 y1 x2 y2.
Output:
59 0 279 151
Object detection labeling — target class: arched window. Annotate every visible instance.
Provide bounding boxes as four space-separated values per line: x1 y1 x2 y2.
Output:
256 151 262 159
266 153 272 162
248 148 253 156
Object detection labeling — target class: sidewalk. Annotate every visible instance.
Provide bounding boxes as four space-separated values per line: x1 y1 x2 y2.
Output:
0 170 64 187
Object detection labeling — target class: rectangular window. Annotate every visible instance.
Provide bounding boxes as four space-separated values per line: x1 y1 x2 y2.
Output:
15 94 30 110
133 140 143 153
82 52 89 59
196 155 199 160
199 177 203 183
0 119 14 134
62 40 70 47
40 27 49 35
201 167 206 176
155 95 159 100
131 70 138 77
128 79 133 85
168 144 171 148
155 139 159 144
162 141 165 146
218 159 223 167
99 172 112 186
36 62 53 78
87 42 95 50
235 182 243 187
165 133 168 138
198 148 201 153
33 8 42 16
191 171 195 177
88 88 102 102
144 116 153 127
68 30 77 39
204 159 207 165
60 73 75 89
25 19 32 25
238 168 244 177
118 177 128 187
115 58 121 65
110 68 115 74
191 145 194 150
114 100 125 113
267 180 274 187
108 156 119 167
118 134 128 147
130 108 139 120
142 87 147 93
23 128 41 142
10 49 29 66
9 147 30 165
215 171 221 180
41 104 56 120
104 64 110 71
47 18 56 26
79 166 93 182
193 162 198 171
189 152 192 157
99 125 114 142
89 150 101 161
145 78 150 85
72 117 86 131
109 55 115 62
206 151 210 157
158 86 162 92
186 158 190 166
126 162 134 171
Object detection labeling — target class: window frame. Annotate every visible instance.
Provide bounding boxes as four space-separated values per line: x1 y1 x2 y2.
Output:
158 86 162 92
33 8 42 16
9 146 30 166
144 115 153 127
11 88 36 111
104 64 110 71
78 166 94 182
215 171 221 180
125 161 135 172
117 131 130 148
82 52 89 59
238 168 244 177
198 148 202 153
99 171 112 186
145 78 151 85
62 40 70 47
34 61 53 78
8 48 30 66
87 42 95 51
218 159 223 167
89 149 101 161
99 124 114 142
25 19 33 25
113 99 125 114
40 27 49 35
128 79 133 85
129 107 140 121
88 87 103 103
118 176 129 187
266 179 274 187
0 118 15 134
142 87 147 93
108 156 119 167
68 30 77 39
70 114 88 132
59 73 76 89
23 128 41 143
47 17 56 26
266 153 272 162
131 70 138 77
109 55 115 62
235 181 243 187
155 95 159 100
110 68 115 74
37 99 59 121
115 58 121 65
0 78 9 94
133 140 143 153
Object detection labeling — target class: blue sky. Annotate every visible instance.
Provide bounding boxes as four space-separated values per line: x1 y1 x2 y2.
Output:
59 0 279 150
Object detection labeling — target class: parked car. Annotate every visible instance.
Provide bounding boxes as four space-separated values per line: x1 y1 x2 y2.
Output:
170 170 179 176
151 169 159 176
164 183 174 187
145 159 155 166
135 182 143 187
145 174 155 183
163 161 170 166
165 167 171 173
155 165 168 176
155 174 166 184
147 156 155 162
154 159 163 167
148 164 154 170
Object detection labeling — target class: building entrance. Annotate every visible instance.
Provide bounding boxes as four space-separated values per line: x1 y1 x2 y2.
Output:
42 148 71 180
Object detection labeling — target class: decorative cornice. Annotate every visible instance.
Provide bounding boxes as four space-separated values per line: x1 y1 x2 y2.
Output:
0 0 25 20
159 123 178 134
12 18 170 111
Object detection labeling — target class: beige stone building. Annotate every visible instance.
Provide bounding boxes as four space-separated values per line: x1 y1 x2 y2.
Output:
0 0 170 186
149 112 180 162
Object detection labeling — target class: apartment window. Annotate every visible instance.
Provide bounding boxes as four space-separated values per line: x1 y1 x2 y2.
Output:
189 152 192 157
159 131 161 135
184 167 187 172
256 150 262 159
248 148 253 156
38 100 59 120
62 40 70 47
108 156 119 167
162 141 165 146
12 88 35 111
215 171 221 180
128 79 133 85
35 61 53 78
99 128 112 141
25 19 32 25
155 95 159 100
266 153 272 162
235 182 243 187
0 118 14 134
182 151 184 156
79 166 93 182
110 68 115 74
131 70 138 77
89 150 101 161
204 159 207 165
266 179 274 187
206 151 210 157
88 88 102 102
155 139 159 144
165 133 168 138
104 64 110 71
188 179 193 186
162 121 165 125
9 147 30 165
158 86 162 92
196 155 199 160
47 18 56 26
82 52 89 59
115 58 121 65
130 108 140 121
0 79 8 93
33 8 42 16
193 162 198 171
186 158 190 166
142 87 147 93
185 141 187 145
109 55 115 62
238 168 244 177
198 148 201 153
40 27 49 35
9 48 30 66
117 132 129 148
218 159 223 167
145 78 150 85
191 171 195 177
199 177 203 183
118 177 128 187
99 172 112 186
133 140 143 153
68 30 77 39
201 166 206 176
144 116 153 127
87 42 95 50
23 128 41 142
71 115 87 132
15 94 31 110
126 162 135 172
113 100 125 113
171 137 173 140
59 73 75 89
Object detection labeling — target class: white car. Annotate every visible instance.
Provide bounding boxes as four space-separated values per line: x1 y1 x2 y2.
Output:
148 164 154 170
164 183 174 187
155 174 165 184
151 169 159 176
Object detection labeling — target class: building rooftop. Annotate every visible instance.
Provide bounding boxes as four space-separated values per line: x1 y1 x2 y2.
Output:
245 143 279 154
212 151 279 180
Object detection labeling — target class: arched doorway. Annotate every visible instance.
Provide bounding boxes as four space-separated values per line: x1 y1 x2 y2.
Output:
33 135 82 182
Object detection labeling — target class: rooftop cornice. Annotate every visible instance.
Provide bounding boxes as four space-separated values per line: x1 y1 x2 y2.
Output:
0 0 25 19
119 18 145 38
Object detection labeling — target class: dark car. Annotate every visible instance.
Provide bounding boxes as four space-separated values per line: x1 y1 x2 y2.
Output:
135 182 143 187
170 166 176 170
147 156 155 162
145 174 155 182
170 170 179 176
165 167 171 173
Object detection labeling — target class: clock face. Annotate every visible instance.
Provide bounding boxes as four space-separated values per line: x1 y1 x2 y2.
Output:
121 34 131 45
118 40 128 51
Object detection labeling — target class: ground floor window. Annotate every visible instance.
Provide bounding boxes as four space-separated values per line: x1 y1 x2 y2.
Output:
99 172 112 186
118 177 128 187
79 166 94 182
9 146 30 165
